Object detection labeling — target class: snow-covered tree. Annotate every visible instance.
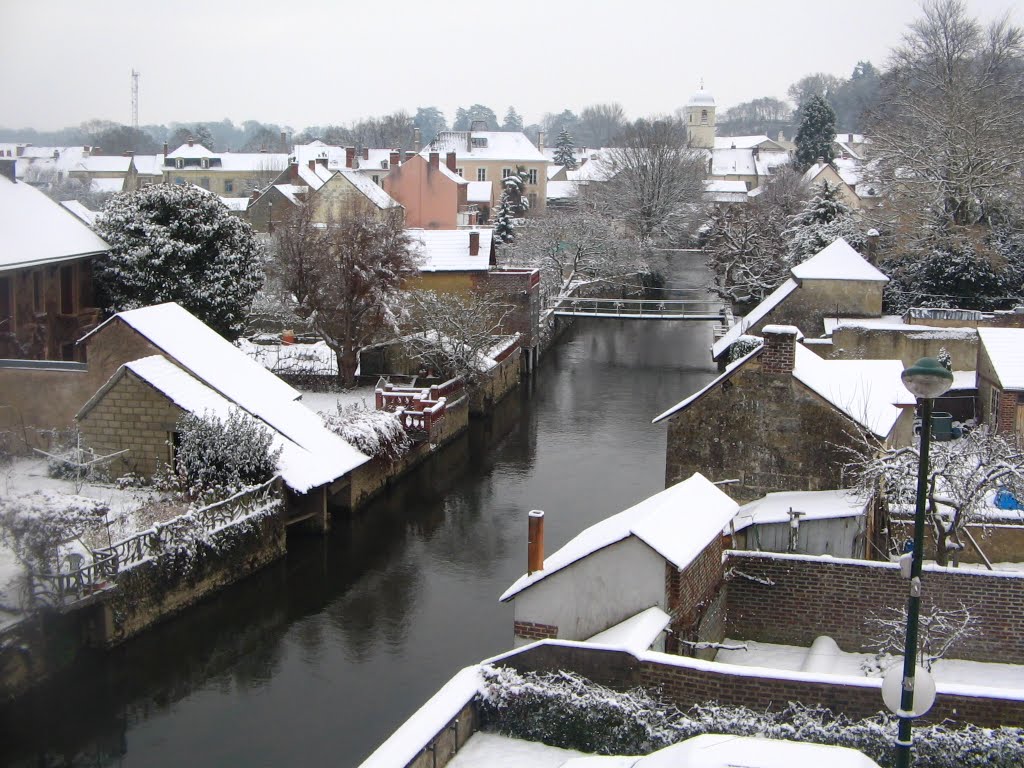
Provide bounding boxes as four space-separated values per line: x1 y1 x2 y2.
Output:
553 127 578 170
403 290 514 389
502 106 524 132
502 167 530 217
173 409 281 503
845 426 1024 565
794 94 837 170
0 492 108 574
320 404 410 461
269 204 416 387
784 181 866 264
493 191 516 245
93 184 264 340
866 601 977 671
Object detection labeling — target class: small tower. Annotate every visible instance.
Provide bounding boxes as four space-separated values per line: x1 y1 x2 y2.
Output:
684 81 716 149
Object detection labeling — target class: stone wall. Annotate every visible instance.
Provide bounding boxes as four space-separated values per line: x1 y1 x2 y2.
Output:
499 641 1024 728
0 363 90 450
724 551 1024 664
665 536 725 658
829 325 977 370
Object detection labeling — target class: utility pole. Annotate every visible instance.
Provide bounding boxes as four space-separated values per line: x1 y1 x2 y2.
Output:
131 69 139 130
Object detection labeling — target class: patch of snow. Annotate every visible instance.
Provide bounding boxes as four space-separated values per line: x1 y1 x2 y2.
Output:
237 339 338 377
446 732 585 768
979 328 1024 389
586 606 671 652
790 238 888 283
733 489 868 532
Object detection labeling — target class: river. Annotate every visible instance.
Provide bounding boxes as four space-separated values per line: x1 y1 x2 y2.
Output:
2 256 717 767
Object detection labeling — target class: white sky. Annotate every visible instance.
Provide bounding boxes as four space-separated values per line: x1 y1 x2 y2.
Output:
2 0 1017 131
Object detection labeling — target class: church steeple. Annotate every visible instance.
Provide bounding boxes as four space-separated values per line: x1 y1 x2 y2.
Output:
685 81 716 149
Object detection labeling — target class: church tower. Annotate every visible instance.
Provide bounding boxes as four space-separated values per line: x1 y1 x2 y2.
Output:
685 81 716 149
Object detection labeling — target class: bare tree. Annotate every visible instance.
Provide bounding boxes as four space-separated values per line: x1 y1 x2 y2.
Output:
577 103 627 147
501 205 644 304
270 203 416 387
866 601 977 671
868 0 1024 230
403 290 514 389
844 426 1024 566
588 118 706 244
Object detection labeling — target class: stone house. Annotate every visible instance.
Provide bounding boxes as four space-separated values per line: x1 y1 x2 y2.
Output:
68 155 141 192
76 302 370 521
801 161 861 209
712 238 889 365
382 152 472 229
977 327 1024 436
421 125 549 215
500 472 738 655
656 325 915 503
0 162 109 361
163 140 287 196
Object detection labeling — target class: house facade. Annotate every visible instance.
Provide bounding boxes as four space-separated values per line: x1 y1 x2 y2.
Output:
977 327 1024 436
162 140 287 196
382 152 471 229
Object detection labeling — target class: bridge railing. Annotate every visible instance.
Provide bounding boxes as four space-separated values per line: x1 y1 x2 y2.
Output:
550 296 726 318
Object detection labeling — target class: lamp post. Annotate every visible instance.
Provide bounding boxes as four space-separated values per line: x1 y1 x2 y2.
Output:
893 358 953 768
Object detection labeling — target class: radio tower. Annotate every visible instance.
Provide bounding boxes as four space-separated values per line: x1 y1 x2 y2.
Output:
131 69 139 130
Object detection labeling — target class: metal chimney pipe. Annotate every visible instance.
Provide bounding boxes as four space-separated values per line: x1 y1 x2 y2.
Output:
528 510 545 575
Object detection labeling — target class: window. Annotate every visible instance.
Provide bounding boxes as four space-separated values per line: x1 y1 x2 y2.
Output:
199 177 210 190
372 175 380 185
477 168 487 181
527 169 538 185
61 342 76 362
455 168 463 177
990 389 1000 425
32 270 43 313
0 276 11 333
60 264 74 315
528 192 537 209
701 109 708 125
471 137 488 148
175 158 184 169
224 180 234 193
502 167 512 180
174 177 185 185
201 157 209 169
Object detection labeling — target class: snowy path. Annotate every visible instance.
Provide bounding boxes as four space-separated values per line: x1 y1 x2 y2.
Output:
446 732 585 768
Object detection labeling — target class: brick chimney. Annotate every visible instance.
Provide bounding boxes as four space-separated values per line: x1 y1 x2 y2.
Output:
537 131 545 152
389 150 400 168
0 158 15 182
315 156 328 167
528 510 545 575
361 147 368 160
280 131 288 152
429 151 439 169
308 160 316 172
412 127 422 152
345 147 355 168
404 149 413 163
289 161 299 182
469 230 480 256
445 151 456 172
163 142 168 157
760 325 800 374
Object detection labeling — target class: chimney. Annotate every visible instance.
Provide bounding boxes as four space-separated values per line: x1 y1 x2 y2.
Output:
163 142 168 157
537 131 545 152
280 131 288 152
760 325 800 374
816 156 825 166
308 160 316 172
865 228 880 265
316 156 328 167
53 149 60 159
469 230 480 256
429 151 439 169
289 161 299 182
0 158 15 182
848 133 854 144
413 127 422 152
188 137 194 147
777 130 785 142
445 151 456 172
404 149 413 163
345 147 355 168
527 510 545 575
122 150 134 157
362 147 369 161
389 150 400 168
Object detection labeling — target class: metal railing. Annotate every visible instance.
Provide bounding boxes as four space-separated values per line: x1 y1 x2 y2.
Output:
550 296 727 320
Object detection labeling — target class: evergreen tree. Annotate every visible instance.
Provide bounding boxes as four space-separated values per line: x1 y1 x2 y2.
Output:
794 94 836 170
494 191 516 245
553 127 578 170
783 181 865 264
502 107 524 132
501 167 530 217
93 184 264 339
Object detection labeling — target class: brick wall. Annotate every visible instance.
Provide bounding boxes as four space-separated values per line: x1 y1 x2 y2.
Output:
514 620 558 642
499 642 1024 728
724 552 1024 664
760 328 796 374
665 537 725 656
995 389 1017 435
78 369 182 477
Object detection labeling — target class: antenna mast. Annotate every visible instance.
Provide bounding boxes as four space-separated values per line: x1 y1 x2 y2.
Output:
131 69 139 130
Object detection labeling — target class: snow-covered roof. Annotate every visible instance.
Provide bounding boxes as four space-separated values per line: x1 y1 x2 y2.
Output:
791 238 888 282
979 328 1024 390
500 473 738 601
711 148 757 176
0 177 111 270
296 162 333 191
687 87 715 107
132 155 164 175
586 606 671 652
714 136 785 151
711 278 798 359
219 197 249 212
705 179 747 193
792 344 914 437
567 149 617 183
546 180 577 201
166 142 216 159
408 228 492 272
217 153 287 172
59 199 97 226
75 156 133 173
89 177 124 193
337 169 401 209
81 303 369 488
732 489 868 533
466 180 492 203
272 184 305 205
84 355 358 493
546 164 563 180
425 131 547 162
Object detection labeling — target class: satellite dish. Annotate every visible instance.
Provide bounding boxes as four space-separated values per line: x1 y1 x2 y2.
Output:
882 664 936 718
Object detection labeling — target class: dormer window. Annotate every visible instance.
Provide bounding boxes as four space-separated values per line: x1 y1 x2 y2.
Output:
471 137 487 148
175 158 184 169
201 157 209 169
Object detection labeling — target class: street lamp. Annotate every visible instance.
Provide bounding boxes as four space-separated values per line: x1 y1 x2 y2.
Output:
892 357 954 768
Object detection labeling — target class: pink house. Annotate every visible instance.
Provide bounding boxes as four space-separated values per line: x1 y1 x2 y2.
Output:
383 151 471 229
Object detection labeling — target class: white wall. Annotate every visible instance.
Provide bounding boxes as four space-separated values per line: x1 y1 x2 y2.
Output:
512 536 665 646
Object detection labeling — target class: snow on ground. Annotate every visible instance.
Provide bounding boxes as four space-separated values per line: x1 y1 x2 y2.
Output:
297 386 376 415
715 636 1024 691
446 732 585 768
237 338 337 376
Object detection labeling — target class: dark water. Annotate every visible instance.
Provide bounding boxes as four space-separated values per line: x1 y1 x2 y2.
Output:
2 259 717 768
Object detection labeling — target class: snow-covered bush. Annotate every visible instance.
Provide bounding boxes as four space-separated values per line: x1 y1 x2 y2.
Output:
727 335 763 363
93 184 265 340
320 404 411 461
0 491 108 573
479 666 1024 767
865 602 978 671
173 409 281 502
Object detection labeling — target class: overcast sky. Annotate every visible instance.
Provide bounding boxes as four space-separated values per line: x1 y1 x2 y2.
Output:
2 0 1016 131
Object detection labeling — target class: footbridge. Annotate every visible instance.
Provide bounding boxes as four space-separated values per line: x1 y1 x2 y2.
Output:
550 294 729 321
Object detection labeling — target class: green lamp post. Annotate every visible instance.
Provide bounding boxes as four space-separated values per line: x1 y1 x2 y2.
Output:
893 357 954 768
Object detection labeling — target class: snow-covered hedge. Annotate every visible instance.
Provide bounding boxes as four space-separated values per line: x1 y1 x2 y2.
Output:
320 404 411 461
479 666 1024 767
0 491 108 572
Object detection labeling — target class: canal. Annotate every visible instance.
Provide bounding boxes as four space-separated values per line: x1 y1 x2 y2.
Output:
2 257 718 767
